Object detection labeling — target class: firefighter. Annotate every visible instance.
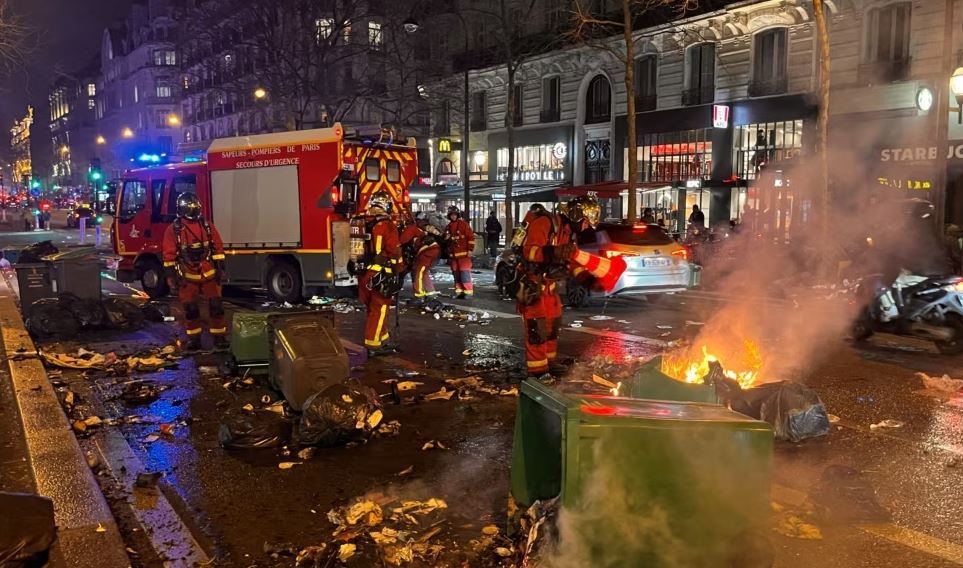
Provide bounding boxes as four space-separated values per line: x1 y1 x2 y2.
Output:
445 206 475 299
359 191 403 357
516 197 600 382
400 212 441 303
162 193 227 352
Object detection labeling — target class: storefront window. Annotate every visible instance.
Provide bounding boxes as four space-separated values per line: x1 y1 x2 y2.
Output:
733 120 803 180
470 151 488 181
629 129 713 183
496 143 567 181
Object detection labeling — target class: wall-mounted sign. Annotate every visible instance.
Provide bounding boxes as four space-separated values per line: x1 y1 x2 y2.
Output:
552 142 567 160
877 177 933 190
712 105 730 129
916 87 934 112
437 138 452 153
685 179 702 189
492 193 506 201
880 142 963 162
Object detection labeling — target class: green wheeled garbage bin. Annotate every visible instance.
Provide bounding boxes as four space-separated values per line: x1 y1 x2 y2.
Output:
14 263 55 317
621 355 718 403
511 380 773 567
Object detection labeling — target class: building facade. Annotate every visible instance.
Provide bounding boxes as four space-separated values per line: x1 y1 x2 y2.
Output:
431 0 963 231
10 106 34 188
49 59 100 189
95 0 183 178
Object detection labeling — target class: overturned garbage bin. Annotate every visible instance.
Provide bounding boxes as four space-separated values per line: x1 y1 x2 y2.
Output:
230 310 312 372
511 380 773 566
269 312 350 410
621 356 718 403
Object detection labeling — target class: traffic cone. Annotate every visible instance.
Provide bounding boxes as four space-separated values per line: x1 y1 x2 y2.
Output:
571 249 627 292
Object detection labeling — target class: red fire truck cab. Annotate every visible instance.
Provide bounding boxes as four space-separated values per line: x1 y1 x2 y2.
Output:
112 124 417 302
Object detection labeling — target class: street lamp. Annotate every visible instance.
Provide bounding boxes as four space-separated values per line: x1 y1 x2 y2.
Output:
254 87 267 100
405 15 471 221
121 127 134 139
95 135 106 145
951 67 963 124
167 114 181 127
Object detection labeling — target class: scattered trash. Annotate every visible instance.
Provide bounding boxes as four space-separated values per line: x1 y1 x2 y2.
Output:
916 372 963 393
375 420 402 438
308 296 335 306
870 419 904 430
715 369 830 442
425 387 455 401
26 301 79 339
95 523 107 534
299 384 382 447
774 515 823 540
143 435 160 444
396 465 414 476
218 409 292 450
395 369 420 378
337 543 356 562
264 401 287 416
569 323 583 328
295 545 327 566
102 298 146 329
263 541 298 559
278 462 301 470
656 325 673 330
421 440 447 451
592 374 618 390
393 380 423 391
482 525 499 536
241 403 255 412
589 315 613 321
659 332 672 337
685 320 705 326
134 472 161 490
163 316 176 322
499 387 519 396
297 447 317 461
445 376 484 389
462 349 473 356
120 382 163 406
828 414 841 424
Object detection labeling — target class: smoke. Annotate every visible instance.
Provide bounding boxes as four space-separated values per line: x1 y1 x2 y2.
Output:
680 143 949 381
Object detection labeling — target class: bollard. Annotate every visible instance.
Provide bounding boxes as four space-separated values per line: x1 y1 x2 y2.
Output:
95 225 102 247
1 208 6 223
33 214 40 231
79 217 87 245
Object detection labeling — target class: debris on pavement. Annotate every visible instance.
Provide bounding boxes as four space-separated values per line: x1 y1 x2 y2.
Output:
337 543 356 562
828 414 841 424
916 372 963 393
589 315 613 321
218 409 292 450
0 491 57 565
263 541 298 559
396 465 414 476
134 472 162 490
869 419 905 430
119 382 165 406
375 420 402 438
299 384 382 447
774 514 823 540
278 462 302 470
421 440 447 451
297 447 317 461
295 545 327 566
425 387 455 401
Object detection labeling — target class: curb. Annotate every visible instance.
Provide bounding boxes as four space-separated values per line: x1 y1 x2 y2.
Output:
0 272 130 568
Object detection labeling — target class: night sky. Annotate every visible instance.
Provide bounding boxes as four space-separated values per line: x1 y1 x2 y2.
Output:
1 0 133 163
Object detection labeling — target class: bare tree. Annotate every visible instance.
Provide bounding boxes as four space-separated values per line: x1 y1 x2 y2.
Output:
0 0 36 74
570 0 697 222
812 0 831 240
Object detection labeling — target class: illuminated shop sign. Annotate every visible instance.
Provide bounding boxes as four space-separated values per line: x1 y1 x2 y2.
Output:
877 177 933 190
496 143 568 181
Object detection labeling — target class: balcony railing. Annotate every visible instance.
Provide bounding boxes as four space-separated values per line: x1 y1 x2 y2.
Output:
682 85 714 106
748 75 788 97
634 94 657 112
858 58 911 84
539 108 560 123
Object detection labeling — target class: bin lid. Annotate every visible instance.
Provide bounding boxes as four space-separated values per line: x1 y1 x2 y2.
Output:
575 394 760 424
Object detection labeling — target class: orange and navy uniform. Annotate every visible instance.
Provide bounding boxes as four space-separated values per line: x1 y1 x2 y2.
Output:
400 223 440 298
162 218 227 338
446 217 475 295
517 212 575 375
359 216 402 348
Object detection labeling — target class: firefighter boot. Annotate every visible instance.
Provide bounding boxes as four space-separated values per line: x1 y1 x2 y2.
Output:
367 346 395 358
180 336 202 354
527 373 555 385
213 334 230 351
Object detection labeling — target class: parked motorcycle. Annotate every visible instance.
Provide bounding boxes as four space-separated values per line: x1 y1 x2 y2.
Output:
852 271 963 354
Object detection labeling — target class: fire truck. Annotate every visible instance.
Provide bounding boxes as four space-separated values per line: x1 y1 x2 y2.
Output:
111 124 418 302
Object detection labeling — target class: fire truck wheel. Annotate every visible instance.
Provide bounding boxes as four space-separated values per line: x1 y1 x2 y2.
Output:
139 258 170 299
267 260 303 304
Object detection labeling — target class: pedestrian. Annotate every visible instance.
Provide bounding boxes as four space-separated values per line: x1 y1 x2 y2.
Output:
517 197 600 382
641 207 656 224
400 212 441 302
162 193 228 352
688 204 705 227
445 206 476 299
21 207 32 231
944 224 963 274
358 191 403 357
485 210 502 258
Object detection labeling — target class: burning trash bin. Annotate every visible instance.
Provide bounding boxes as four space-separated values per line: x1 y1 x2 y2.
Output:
510 380 773 566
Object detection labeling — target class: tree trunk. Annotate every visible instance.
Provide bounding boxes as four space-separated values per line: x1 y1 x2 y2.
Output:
623 0 638 223
813 0 831 240
505 67 516 236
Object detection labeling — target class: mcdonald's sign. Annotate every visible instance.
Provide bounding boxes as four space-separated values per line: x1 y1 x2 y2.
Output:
437 138 452 153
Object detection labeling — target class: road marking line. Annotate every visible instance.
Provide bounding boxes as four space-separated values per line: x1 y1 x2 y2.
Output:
858 524 963 565
564 326 669 348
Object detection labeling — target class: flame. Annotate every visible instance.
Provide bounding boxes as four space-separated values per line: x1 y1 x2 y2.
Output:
661 339 762 389
610 381 622 397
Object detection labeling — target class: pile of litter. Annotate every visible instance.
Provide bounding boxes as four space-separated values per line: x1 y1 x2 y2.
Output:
26 294 153 339
418 300 493 325
41 345 179 373
382 375 518 404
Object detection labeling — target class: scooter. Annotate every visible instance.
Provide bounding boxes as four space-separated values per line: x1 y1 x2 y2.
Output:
852 271 963 354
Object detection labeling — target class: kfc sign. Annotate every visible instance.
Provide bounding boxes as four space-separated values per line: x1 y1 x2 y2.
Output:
712 105 730 129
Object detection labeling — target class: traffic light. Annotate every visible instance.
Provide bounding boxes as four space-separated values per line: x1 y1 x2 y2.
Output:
30 179 40 190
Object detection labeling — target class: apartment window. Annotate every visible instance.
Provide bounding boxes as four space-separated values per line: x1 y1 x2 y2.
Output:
861 2 911 82
88 99 95 110
733 120 803 180
343 21 352 43
434 99 450 135
156 81 172 99
585 74 611 124
683 43 715 105
153 49 176 66
87 83 96 97
511 84 523 127
751 28 788 96
156 111 170 128
471 91 487 131
634 55 658 111
316 18 334 42
368 22 383 49
541 76 560 122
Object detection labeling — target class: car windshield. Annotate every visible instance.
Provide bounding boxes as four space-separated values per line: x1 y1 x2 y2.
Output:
600 223 674 246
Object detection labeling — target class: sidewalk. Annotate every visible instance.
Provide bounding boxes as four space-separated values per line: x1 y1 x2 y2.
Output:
0 271 130 567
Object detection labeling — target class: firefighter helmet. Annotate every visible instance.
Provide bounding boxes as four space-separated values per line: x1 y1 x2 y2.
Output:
175 192 202 220
560 196 601 228
368 191 392 214
447 205 460 218
529 203 547 215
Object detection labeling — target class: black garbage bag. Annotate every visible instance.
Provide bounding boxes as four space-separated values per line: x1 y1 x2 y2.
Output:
57 293 107 328
218 410 292 450
26 299 80 339
728 380 830 442
140 301 167 323
0 492 57 565
299 384 381 447
102 298 145 329
17 241 58 264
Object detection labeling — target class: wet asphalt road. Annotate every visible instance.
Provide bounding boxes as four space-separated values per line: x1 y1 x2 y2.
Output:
4 223 963 566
